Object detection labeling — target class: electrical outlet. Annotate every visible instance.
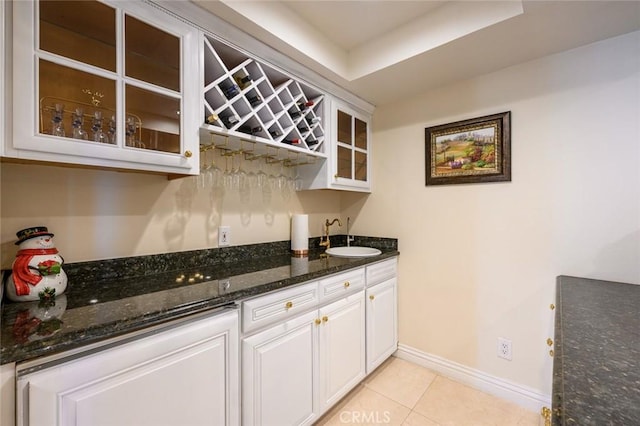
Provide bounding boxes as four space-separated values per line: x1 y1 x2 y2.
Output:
497 337 512 361
218 226 231 246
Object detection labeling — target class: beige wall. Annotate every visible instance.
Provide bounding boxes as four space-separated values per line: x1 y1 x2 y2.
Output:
0 153 344 266
344 31 640 395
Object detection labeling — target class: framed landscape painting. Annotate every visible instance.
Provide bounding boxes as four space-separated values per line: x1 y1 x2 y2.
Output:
425 111 511 186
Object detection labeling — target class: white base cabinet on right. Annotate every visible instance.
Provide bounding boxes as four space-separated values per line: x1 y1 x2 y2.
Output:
241 258 397 426
365 258 398 374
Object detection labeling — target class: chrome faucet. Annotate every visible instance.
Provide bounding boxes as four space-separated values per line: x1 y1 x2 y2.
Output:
347 217 355 247
320 218 342 249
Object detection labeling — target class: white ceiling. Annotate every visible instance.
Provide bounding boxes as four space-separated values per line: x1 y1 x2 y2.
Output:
194 1 640 107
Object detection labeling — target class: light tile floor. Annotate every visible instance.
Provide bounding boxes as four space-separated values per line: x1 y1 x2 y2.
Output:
314 357 540 426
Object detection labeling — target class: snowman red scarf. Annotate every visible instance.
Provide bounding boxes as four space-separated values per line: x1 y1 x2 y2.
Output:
12 248 61 296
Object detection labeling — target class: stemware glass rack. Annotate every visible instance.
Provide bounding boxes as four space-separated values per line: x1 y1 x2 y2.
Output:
202 35 327 163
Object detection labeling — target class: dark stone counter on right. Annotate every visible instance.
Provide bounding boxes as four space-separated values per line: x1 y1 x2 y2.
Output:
553 275 640 425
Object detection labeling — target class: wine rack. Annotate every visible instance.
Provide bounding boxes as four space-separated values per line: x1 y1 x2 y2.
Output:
202 35 326 161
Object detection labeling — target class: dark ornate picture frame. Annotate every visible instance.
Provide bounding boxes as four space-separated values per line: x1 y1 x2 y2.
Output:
425 111 511 186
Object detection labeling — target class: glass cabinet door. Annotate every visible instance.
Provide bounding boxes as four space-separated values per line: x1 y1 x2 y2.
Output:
36 0 183 155
336 110 352 179
335 107 369 184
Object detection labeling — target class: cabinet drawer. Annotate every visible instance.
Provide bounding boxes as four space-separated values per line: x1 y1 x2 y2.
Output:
242 281 319 333
319 268 365 302
366 258 397 286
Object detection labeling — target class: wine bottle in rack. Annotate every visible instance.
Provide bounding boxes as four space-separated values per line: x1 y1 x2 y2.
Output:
270 129 283 138
282 138 302 146
306 116 321 125
240 125 263 135
289 108 302 119
247 94 263 107
296 100 314 110
206 113 219 125
233 71 252 90
221 113 239 127
223 84 240 99
307 138 319 147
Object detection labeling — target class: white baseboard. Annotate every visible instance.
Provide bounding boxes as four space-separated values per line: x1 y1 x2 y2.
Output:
394 343 551 413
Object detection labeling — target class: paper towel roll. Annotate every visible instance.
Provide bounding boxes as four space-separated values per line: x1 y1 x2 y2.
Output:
291 214 309 256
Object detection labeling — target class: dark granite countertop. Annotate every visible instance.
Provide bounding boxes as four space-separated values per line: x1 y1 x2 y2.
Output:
553 275 640 425
1 237 398 365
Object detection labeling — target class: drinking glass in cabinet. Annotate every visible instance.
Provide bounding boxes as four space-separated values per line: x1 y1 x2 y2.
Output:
91 111 109 144
50 103 65 137
71 108 89 140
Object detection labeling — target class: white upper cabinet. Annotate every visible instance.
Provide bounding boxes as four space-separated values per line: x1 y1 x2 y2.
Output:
299 97 372 192
8 0 200 175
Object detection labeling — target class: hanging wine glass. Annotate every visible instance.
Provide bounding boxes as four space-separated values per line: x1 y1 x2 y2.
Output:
209 148 224 189
50 103 65 137
198 146 210 189
91 111 108 143
222 155 233 191
71 108 88 140
256 157 268 190
293 165 303 191
233 152 248 193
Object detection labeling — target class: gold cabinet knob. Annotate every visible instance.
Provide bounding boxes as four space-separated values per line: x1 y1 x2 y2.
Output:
184 150 193 158
322 316 329 323
546 338 553 346
369 295 375 300
285 301 293 309
315 318 321 326
550 303 555 310
344 281 350 288
549 350 554 357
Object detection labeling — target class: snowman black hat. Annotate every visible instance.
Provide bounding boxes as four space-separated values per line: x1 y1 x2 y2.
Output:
15 226 55 245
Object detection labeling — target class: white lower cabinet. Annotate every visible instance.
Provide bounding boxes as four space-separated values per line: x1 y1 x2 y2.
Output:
16 309 239 426
318 292 366 412
242 290 366 426
242 310 319 426
366 277 398 374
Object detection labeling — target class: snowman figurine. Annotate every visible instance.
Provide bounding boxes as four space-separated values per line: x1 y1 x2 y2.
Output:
6 226 67 302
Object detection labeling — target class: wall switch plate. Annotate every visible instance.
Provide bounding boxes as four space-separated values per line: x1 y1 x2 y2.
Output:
218 226 231 246
497 337 512 361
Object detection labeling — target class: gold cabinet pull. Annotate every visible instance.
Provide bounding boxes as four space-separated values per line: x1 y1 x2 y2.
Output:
541 407 551 426
322 316 329 323
344 281 350 288
550 303 555 310
546 338 554 346
549 350 554 357
315 318 321 326
184 150 193 158
369 294 375 300
285 301 293 309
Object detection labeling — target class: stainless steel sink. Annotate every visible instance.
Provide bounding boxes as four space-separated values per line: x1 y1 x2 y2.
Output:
324 246 382 258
